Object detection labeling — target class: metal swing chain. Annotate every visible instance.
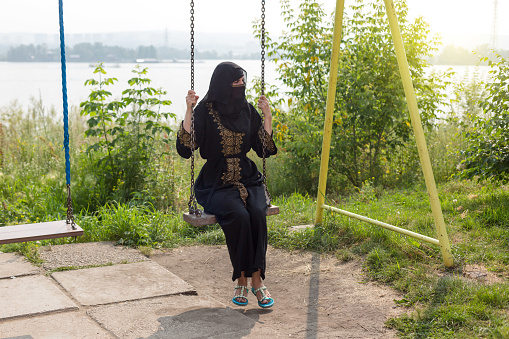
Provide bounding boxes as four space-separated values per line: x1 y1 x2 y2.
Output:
261 0 266 98
188 0 201 217
66 184 76 229
260 0 272 204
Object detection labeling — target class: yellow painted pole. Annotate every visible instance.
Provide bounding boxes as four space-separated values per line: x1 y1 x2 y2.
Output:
315 0 345 225
383 0 453 267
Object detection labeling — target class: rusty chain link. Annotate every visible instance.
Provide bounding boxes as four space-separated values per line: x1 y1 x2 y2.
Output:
188 0 201 217
260 0 272 204
66 184 76 229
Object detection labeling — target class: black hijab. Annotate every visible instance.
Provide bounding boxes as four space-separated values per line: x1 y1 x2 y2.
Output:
201 61 250 133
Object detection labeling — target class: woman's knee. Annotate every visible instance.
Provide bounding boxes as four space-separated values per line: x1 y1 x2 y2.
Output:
247 203 267 218
223 208 251 226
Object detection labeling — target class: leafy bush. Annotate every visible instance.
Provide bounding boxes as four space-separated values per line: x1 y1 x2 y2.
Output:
79 63 175 207
461 53 509 183
421 68 488 184
267 0 451 194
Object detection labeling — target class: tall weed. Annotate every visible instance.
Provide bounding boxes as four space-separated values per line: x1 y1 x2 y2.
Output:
0 98 86 224
79 63 175 207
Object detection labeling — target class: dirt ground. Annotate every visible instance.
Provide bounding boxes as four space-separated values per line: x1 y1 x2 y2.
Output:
151 244 408 338
33 242 409 338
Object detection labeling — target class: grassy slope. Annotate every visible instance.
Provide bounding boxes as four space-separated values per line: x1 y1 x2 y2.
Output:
267 181 509 338
2 179 508 338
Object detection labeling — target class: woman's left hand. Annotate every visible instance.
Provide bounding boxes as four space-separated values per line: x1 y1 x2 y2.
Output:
258 95 271 119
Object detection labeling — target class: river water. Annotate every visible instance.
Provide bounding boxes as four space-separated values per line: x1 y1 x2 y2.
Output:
0 60 281 119
0 61 489 120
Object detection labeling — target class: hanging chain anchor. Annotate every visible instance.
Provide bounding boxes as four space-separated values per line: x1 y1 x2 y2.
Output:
66 184 76 229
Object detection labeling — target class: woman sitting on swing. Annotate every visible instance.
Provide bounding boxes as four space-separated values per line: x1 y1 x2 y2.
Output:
176 61 277 308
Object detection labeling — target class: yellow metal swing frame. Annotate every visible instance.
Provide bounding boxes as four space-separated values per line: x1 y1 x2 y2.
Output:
314 0 454 267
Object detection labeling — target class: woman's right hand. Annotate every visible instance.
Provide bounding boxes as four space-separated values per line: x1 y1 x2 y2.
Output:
184 90 199 133
186 90 199 111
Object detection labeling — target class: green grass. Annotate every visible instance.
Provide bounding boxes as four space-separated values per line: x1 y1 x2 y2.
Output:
260 181 509 338
1 242 44 265
320 180 509 339
1 177 508 337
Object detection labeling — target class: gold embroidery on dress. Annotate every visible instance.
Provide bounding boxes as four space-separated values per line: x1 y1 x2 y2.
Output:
221 158 248 206
207 103 245 156
207 103 248 206
235 183 248 207
258 127 276 153
177 122 197 149
221 158 242 184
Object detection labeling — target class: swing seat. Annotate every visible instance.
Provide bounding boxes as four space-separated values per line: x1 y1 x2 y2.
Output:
184 205 280 227
0 220 84 245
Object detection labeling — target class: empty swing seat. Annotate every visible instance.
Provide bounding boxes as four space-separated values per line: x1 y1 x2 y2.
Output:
0 220 84 245
184 205 280 227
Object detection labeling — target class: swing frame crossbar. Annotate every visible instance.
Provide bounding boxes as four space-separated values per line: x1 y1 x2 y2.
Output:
314 0 453 267
321 204 439 245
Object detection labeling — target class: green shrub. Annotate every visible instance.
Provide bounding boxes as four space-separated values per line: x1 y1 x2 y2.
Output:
267 0 451 193
79 63 174 207
461 53 509 183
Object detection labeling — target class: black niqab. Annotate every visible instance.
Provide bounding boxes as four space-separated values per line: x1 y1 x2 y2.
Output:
201 61 250 133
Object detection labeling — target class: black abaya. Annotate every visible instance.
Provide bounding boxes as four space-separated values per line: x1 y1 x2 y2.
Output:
176 63 277 281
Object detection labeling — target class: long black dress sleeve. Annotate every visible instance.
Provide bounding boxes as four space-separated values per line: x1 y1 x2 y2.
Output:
250 105 277 159
176 104 206 159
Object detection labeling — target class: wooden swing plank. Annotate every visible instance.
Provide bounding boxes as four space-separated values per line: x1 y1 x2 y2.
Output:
0 220 84 245
184 205 280 227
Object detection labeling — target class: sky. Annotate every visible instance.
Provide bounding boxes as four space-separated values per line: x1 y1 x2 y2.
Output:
0 0 507 45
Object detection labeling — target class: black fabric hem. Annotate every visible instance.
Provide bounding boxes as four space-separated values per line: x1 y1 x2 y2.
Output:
231 267 266 282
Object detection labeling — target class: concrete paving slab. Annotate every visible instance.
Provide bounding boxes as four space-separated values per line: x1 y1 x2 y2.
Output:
0 311 113 338
39 241 148 270
88 294 257 339
0 253 39 279
0 275 77 320
51 261 195 306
